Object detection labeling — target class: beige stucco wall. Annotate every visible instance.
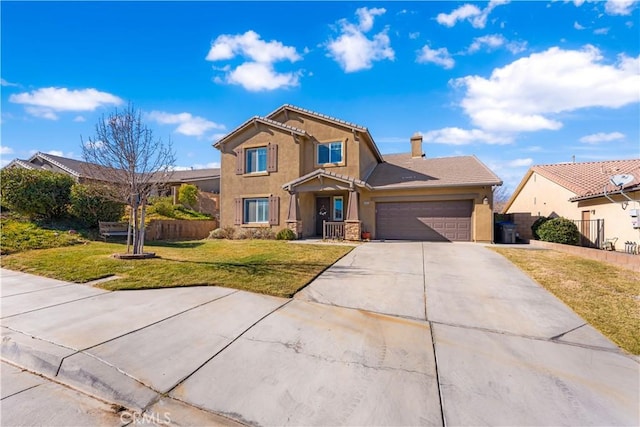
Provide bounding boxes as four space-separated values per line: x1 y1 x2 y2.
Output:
506 172 577 218
575 192 640 244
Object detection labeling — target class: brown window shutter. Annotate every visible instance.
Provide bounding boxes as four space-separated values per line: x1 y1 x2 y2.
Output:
267 143 278 173
269 195 279 225
234 198 242 225
234 148 244 175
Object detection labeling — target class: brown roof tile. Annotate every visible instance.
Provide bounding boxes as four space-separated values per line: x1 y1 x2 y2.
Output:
533 159 640 199
367 154 502 189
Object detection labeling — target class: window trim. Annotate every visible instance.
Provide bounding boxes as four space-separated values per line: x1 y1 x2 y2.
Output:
315 139 346 167
333 196 344 221
245 146 268 174
243 197 269 224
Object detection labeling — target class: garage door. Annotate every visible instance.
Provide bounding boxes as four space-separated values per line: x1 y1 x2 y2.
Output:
376 200 472 241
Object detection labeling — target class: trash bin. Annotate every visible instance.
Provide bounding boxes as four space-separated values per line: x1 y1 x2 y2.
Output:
500 222 517 244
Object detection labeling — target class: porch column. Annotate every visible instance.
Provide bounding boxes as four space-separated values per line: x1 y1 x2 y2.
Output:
286 191 302 238
345 189 362 241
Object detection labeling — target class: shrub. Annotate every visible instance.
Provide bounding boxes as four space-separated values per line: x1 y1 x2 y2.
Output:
0 168 74 220
178 184 198 209
69 184 125 227
208 226 236 239
531 216 550 240
276 228 296 240
148 196 176 218
255 228 275 240
537 217 580 245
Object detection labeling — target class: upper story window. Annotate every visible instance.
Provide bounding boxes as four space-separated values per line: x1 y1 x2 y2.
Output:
246 147 267 173
317 141 343 165
235 143 277 175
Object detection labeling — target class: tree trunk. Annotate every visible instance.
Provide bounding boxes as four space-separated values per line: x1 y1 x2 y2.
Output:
138 201 146 254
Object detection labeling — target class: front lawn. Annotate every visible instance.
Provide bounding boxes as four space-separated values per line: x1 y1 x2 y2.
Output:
491 247 640 355
1 240 352 298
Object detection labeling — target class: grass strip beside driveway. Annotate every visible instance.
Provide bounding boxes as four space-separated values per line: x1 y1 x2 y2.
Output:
491 247 640 355
1 240 353 298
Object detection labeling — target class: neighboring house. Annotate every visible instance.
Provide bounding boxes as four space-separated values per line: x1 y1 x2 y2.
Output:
4 151 220 193
3 152 221 214
214 104 502 242
503 159 640 247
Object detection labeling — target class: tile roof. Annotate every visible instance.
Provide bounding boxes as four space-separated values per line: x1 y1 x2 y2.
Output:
214 116 307 148
532 159 640 199
267 104 368 132
282 168 371 191
367 154 502 189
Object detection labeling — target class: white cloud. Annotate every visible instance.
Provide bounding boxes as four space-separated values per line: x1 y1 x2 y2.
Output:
73 116 86 122
416 45 455 69
507 158 533 167
355 7 386 32
467 34 527 54
421 127 512 145
1 78 19 87
147 111 225 137
593 27 610 35
0 146 14 155
226 62 301 91
452 45 640 133
436 0 509 29
9 87 123 120
326 7 395 73
409 32 420 40
574 21 586 30
192 162 221 169
579 131 625 144
436 4 482 27
46 150 64 157
205 30 302 91
605 0 637 15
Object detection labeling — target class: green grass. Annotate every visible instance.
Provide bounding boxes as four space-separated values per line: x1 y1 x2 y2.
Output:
491 247 640 355
1 217 88 255
1 240 352 298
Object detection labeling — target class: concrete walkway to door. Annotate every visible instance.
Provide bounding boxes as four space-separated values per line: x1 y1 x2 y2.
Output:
297 241 639 425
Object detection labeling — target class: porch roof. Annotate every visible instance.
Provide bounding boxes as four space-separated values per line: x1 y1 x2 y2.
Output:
282 169 372 192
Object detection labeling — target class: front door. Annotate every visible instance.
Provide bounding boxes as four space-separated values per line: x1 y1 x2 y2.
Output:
316 197 330 235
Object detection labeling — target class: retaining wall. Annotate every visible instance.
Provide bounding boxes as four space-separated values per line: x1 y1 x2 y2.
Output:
529 240 640 273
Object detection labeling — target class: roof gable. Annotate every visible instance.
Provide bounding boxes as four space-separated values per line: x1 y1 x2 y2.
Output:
282 169 371 191
214 116 307 148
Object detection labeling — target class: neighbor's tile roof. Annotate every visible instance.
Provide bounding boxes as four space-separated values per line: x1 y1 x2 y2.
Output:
532 159 640 199
367 154 502 189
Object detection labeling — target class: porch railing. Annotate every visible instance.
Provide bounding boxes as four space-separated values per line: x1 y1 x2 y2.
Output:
323 221 344 240
571 219 604 249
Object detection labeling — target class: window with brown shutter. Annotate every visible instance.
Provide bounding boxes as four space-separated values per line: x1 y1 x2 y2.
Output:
234 148 244 175
234 198 242 225
269 195 279 225
267 143 278 173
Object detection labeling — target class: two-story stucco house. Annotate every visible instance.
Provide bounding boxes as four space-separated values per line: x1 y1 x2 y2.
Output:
214 104 502 242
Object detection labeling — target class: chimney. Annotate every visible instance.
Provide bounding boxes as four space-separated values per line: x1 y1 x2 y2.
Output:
411 132 424 158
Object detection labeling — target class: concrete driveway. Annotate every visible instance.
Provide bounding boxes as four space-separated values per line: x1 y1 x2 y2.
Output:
1 242 638 426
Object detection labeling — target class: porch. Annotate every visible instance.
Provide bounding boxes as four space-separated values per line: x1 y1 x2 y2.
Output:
282 169 371 241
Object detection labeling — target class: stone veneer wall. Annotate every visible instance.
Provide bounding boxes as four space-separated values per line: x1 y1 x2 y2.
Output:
286 220 303 239
345 221 361 241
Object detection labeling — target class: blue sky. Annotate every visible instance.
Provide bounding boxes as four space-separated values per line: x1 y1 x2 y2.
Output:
1 1 639 192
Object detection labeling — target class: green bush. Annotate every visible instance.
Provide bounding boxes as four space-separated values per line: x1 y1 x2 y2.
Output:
0 218 86 255
537 217 580 245
276 228 296 240
148 196 176 218
69 184 125 227
178 184 198 209
0 168 74 220
531 216 550 240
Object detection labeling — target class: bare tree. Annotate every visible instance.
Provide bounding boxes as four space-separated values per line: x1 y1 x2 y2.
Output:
493 185 512 213
81 104 176 255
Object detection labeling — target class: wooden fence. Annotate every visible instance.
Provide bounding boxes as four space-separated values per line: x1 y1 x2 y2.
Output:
145 219 217 241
